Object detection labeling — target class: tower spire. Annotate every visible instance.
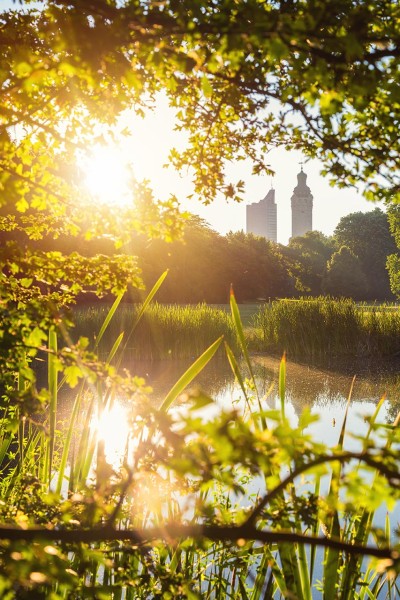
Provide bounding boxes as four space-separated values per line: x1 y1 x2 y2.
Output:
291 166 313 238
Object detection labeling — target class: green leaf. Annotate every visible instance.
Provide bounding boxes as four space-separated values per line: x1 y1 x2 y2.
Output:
95 293 124 350
64 365 82 388
201 76 213 97
159 336 223 412
25 326 47 348
229 286 258 396
20 278 33 288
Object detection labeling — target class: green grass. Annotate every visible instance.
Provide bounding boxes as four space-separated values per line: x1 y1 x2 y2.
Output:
73 299 400 363
74 302 239 360
251 297 400 361
210 302 263 326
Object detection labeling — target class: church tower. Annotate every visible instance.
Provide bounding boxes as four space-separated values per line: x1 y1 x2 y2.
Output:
246 188 277 242
291 167 313 238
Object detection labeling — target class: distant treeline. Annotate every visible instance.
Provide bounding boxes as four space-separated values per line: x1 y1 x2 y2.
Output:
126 208 397 303
1 207 397 303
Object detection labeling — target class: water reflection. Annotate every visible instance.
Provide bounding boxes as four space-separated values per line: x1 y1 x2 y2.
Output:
128 356 235 404
125 355 400 418
56 354 399 471
55 354 399 592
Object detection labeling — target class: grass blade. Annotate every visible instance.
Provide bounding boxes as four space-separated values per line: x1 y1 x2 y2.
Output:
94 293 124 350
323 378 355 599
338 375 355 449
159 336 223 412
251 550 272 600
106 332 124 365
224 341 253 416
279 352 286 420
230 286 258 397
296 538 312 600
309 474 321 582
56 387 83 496
340 394 388 597
122 270 169 352
47 327 58 486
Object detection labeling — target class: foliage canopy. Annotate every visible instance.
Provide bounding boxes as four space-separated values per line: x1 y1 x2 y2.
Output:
3 0 400 208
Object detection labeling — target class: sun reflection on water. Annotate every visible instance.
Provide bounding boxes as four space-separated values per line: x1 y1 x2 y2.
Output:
91 401 131 468
89 398 188 523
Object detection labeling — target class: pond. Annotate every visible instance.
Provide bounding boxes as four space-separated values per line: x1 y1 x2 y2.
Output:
56 353 399 597
57 352 400 463
65 353 399 486
129 354 400 437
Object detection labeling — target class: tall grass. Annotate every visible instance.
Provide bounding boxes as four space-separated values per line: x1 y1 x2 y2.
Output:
74 302 239 360
252 297 400 361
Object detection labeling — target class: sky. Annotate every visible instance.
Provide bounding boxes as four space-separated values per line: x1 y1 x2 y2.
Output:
116 97 382 246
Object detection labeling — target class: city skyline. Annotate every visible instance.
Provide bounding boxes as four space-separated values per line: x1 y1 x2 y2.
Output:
114 98 383 245
245 167 315 243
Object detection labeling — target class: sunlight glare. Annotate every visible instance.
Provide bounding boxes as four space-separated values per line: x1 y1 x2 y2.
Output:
83 145 132 206
94 402 130 467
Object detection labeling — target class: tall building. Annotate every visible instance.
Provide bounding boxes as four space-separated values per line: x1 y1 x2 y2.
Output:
291 167 313 238
246 188 277 242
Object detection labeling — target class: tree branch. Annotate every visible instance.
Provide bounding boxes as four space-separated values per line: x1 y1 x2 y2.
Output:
0 523 396 560
245 450 400 527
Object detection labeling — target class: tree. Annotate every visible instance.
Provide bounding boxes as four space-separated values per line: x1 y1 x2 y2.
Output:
131 216 230 303
385 205 400 298
224 231 296 301
333 208 397 300
3 0 400 207
287 230 336 295
323 245 369 299
127 225 295 303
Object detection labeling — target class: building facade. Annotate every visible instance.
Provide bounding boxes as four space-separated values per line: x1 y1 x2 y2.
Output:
291 167 313 238
246 188 277 242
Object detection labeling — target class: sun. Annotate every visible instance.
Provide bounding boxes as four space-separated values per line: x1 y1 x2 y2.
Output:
82 144 133 206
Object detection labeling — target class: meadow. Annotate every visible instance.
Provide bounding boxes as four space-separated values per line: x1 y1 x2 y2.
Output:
252 297 400 361
73 301 240 360
73 298 400 364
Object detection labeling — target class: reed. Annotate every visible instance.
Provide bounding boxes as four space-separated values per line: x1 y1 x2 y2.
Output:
74 302 239 360
252 297 400 361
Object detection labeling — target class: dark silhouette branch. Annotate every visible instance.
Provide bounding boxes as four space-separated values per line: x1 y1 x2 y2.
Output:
0 523 396 561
